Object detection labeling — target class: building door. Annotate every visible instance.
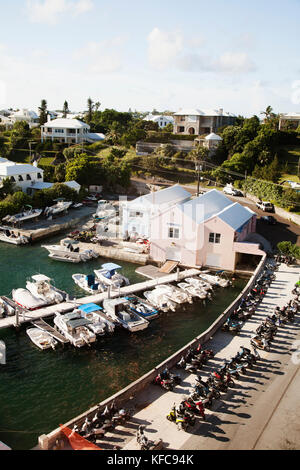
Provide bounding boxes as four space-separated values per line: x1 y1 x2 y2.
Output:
166 247 182 262
206 253 222 267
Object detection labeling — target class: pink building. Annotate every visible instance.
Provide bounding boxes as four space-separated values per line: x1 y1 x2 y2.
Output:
150 189 264 271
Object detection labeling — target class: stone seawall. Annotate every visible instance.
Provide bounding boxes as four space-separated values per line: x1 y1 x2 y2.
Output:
38 254 266 450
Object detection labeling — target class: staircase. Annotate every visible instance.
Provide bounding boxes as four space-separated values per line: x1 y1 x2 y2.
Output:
159 261 179 274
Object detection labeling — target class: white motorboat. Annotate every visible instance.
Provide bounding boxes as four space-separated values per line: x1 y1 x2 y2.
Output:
177 282 208 300
54 312 97 347
102 298 149 332
12 288 48 310
199 273 230 288
0 297 15 317
143 289 177 313
124 295 160 320
42 239 99 263
0 226 30 245
44 199 73 217
26 275 66 305
2 205 43 225
72 273 106 294
154 284 193 305
26 328 58 350
77 303 115 335
94 263 130 290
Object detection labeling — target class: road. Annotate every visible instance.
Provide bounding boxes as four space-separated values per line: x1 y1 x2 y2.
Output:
91 262 300 451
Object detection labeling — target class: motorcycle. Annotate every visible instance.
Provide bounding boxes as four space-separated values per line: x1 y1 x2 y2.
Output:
181 398 206 420
251 336 270 352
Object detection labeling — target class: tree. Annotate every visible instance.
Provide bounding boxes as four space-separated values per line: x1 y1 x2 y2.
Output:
39 99 48 125
86 97 94 124
0 177 17 199
62 101 70 118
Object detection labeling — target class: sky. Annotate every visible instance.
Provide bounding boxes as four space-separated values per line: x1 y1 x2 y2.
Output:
0 0 300 116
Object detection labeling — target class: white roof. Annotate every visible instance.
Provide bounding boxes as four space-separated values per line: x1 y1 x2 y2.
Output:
280 112 300 119
144 114 174 123
87 132 105 141
30 181 80 191
128 184 191 208
205 133 223 141
43 118 90 129
0 161 43 176
180 189 254 230
13 109 38 119
174 108 236 117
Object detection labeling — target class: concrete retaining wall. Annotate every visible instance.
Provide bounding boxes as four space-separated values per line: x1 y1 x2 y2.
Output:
38 254 266 450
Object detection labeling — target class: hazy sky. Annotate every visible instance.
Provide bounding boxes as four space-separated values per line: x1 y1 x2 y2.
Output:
0 0 300 116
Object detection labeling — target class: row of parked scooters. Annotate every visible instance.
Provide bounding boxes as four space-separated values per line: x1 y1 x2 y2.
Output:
222 263 277 335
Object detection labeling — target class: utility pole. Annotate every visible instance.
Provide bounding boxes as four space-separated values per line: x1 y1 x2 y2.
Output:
195 160 203 197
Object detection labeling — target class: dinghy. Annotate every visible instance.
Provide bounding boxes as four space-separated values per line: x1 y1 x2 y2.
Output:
26 328 58 350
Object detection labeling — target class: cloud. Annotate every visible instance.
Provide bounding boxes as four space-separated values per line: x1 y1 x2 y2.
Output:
26 0 93 24
147 27 183 70
147 27 256 75
217 52 257 73
73 38 125 74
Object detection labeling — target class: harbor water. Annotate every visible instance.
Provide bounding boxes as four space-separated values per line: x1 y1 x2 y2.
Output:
0 235 247 450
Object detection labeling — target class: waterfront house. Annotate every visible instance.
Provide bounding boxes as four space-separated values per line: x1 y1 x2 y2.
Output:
0 159 44 193
122 184 191 240
149 188 264 271
173 108 236 136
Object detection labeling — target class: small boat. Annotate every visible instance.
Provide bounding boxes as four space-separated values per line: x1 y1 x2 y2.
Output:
2 205 43 225
26 328 58 350
199 273 230 288
72 203 83 209
72 273 106 294
54 312 97 347
26 275 66 305
177 282 208 300
124 295 160 320
12 288 48 310
0 341 6 365
0 226 30 245
143 289 177 313
102 298 149 332
44 199 73 217
42 239 99 263
94 263 130 290
77 303 115 335
154 284 193 305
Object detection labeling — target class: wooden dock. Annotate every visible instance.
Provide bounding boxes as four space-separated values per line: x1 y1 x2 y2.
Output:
0 268 200 330
31 319 69 344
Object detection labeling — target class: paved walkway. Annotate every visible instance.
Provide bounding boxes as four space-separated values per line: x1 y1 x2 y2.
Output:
92 263 300 451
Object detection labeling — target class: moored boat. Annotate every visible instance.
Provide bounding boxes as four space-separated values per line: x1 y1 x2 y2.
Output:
102 298 149 332
26 275 66 305
94 263 130 290
124 295 160 320
198 273 230 288
77 303 115 335
0 226 30 245
143 289 177 313
72 273 106 294
12 288 48 310
2 205 43 225
154 284 193 305
42 239 99 263
53 312 97 347
44 199 72 217
177 282 207 300
26 328 58 350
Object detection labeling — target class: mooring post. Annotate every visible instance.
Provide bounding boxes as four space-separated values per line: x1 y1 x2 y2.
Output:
15 308 20 328
176 267 180 282
108 286 111 300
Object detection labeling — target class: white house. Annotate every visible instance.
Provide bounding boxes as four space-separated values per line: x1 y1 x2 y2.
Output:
0 109 39 129
41 117 105 144
41 118 90 144
0 160 44 192
173 108 236 135
122 184 191 239
143 114 174 129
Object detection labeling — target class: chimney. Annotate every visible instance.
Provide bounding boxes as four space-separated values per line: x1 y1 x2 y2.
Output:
47 114 51 122
219 108 223 116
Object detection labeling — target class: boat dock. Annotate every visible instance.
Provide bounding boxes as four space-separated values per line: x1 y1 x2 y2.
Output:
0 268 200 330
31 319 69 344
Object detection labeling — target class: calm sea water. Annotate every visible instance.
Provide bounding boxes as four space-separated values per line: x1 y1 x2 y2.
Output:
0 236 246 450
